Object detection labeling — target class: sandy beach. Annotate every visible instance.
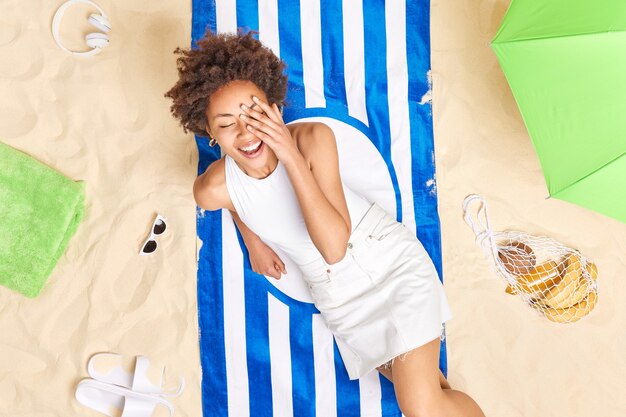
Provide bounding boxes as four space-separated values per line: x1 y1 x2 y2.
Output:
432 1 626 416
0 0 624 416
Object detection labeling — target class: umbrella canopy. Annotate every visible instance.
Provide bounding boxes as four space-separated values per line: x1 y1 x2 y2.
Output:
492 0 626 224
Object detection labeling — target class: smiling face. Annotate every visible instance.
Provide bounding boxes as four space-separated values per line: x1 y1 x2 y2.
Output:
205 80 277 175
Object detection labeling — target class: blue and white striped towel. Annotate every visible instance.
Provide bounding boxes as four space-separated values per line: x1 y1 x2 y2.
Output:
193 1 446 415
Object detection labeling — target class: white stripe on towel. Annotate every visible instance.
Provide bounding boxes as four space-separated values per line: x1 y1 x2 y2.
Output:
359 370 384 416
385 0 416 233
222 210 250 417
269 293 294 416
342 0 368 126
259 0 280 56
312 314 337 417
216 0 237 34
300 0 326 109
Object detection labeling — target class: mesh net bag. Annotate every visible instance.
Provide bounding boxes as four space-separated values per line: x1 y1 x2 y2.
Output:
462 195 599 324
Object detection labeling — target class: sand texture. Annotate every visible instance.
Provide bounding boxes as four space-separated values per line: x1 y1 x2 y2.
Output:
0 0 624 416
432 1 626 416
0 1 201 416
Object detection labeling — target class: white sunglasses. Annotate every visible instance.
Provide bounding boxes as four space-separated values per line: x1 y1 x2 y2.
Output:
140 214 167 255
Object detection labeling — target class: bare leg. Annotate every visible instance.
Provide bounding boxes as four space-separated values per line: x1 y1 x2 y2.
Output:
387 337 486 417
376 365 451 390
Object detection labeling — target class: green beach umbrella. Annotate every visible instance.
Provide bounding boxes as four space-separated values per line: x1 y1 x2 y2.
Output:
492 0 626 224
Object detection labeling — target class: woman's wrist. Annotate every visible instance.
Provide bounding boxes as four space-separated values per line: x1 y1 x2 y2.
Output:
280 148 307 172
243 233 264 248
231 210 263 247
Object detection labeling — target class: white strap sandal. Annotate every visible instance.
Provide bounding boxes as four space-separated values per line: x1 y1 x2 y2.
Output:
86 353 185 396
75 379 174 417
75 353 185 417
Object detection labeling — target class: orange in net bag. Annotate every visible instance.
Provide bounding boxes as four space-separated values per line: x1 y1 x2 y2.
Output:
462 195 599 324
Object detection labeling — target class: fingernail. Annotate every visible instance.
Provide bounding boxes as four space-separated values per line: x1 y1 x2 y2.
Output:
240 104 248 110
240 114 247 119
252 96 259 101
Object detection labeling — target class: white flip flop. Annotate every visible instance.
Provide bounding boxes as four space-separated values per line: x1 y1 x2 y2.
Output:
75 353 184 417
75 378 174 417
87 353 185 396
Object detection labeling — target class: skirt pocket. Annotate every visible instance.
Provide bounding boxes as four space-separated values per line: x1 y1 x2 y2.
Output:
366 214 406 242
300 253 352 293
310 254 371 311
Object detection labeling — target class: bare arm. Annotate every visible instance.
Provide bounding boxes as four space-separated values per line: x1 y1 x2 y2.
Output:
282 125 351 264
229 209 261 247
193 159 229 211
241 99 351 264
230 210 261 247
230 210 287 279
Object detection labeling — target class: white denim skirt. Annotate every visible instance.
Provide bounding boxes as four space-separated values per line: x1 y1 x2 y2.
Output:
298 202 454 380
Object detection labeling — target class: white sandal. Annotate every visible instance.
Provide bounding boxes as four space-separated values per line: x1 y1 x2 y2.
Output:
75 378 174 417
75 353 184 417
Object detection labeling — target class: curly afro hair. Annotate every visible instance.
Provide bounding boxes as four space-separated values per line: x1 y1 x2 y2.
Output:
164 29 288 138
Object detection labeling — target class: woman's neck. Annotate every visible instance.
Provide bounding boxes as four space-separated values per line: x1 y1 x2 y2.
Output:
236 151 279 179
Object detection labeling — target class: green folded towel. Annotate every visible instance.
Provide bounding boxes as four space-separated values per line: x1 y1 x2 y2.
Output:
0 142 85 297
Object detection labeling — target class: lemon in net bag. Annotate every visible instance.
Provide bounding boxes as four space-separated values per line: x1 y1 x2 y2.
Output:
462 195 599 324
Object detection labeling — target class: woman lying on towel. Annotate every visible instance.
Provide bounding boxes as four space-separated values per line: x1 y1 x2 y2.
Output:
165 30 485 417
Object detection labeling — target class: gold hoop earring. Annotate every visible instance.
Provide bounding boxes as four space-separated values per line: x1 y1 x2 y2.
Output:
209 137 217 147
